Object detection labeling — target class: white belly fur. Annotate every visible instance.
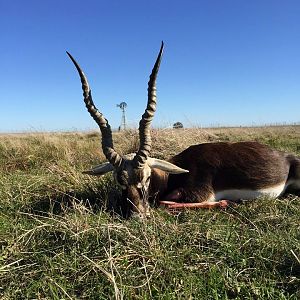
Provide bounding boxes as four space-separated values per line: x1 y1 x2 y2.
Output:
208 182 288 202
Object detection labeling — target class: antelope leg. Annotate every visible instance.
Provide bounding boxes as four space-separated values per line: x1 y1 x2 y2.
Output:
159 200 229 209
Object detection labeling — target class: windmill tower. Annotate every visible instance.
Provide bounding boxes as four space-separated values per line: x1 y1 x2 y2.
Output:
117 101 127 130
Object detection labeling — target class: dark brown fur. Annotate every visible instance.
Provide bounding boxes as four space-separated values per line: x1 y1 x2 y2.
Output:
149 141 300 203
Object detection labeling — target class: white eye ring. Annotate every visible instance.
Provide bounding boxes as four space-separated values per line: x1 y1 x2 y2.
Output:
136 183 143 189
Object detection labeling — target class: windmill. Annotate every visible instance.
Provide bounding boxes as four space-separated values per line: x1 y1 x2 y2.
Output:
117 101 127 130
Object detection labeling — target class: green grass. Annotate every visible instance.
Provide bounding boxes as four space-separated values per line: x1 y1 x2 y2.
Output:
0 127 300 299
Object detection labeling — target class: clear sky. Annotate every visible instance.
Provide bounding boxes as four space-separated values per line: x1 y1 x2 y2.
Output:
1 0 300 132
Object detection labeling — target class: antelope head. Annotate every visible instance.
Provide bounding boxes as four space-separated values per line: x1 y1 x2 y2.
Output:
67 42 188 217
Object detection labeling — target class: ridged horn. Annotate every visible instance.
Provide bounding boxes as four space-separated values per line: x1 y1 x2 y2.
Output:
67 51 123 168
133 41 164 168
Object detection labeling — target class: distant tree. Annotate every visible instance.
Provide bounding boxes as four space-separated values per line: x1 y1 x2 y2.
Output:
173 122 183 129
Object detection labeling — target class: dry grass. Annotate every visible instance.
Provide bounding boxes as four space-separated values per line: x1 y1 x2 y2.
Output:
0 126 300 299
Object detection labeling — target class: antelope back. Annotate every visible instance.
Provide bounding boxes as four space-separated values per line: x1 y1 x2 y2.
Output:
166 141 290 202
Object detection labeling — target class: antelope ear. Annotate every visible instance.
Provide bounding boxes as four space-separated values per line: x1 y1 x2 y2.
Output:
83 162 114 176
147 158 189 174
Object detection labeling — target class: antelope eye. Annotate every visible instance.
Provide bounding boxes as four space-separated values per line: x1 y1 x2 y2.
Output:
115 170 129 187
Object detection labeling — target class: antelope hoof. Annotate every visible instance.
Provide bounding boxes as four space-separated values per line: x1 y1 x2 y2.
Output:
159 200 178 208
218 200 229 208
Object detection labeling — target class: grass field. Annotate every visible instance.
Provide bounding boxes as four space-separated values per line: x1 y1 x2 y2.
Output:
0 126 299 299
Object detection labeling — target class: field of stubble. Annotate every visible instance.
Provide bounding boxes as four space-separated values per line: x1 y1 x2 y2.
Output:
0 126 299 299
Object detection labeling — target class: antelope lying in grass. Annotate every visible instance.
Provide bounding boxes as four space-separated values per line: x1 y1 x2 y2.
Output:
67 42 300 217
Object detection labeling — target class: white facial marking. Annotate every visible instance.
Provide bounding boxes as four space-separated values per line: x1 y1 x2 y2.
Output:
136 182 143 189
208 182 288 202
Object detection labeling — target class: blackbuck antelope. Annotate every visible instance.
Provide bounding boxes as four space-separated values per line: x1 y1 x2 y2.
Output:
67 43 300 217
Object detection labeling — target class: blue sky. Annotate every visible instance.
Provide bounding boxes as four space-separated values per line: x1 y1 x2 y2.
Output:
1 0 300 132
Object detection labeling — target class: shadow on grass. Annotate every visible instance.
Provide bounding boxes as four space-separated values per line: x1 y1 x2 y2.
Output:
26 186 132 219
25 188 300 223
